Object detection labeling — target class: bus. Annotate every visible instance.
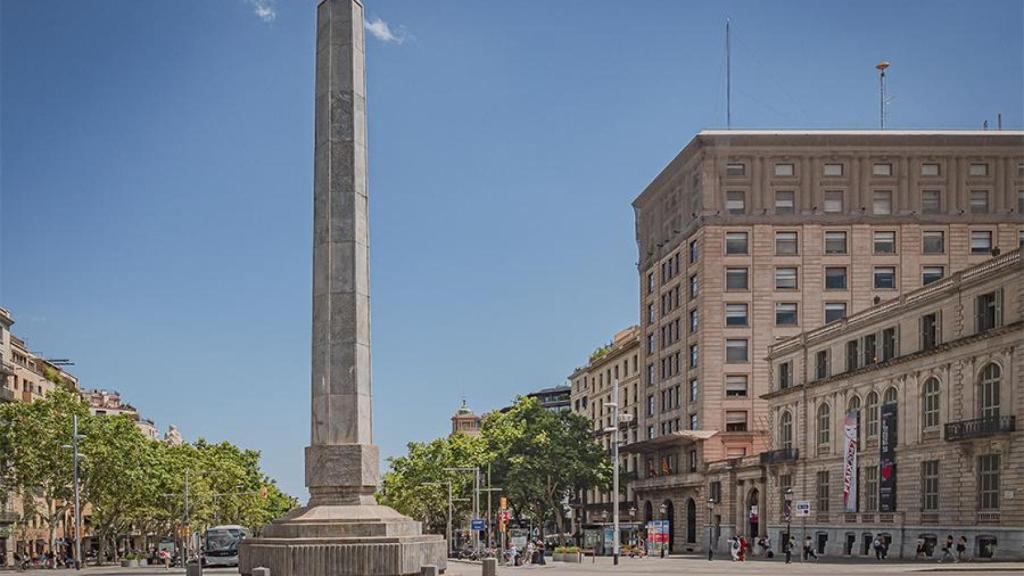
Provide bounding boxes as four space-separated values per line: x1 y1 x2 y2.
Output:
202 525 249 568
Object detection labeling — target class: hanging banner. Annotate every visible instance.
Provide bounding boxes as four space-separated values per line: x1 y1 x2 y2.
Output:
842 410 859 513
879 403 898 512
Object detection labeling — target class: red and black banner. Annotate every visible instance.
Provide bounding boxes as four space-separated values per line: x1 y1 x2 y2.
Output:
879 403 898 512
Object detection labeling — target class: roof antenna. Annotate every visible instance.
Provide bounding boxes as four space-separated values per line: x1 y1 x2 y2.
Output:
726 18 732 129
876 61 890 129
997 112 1002 130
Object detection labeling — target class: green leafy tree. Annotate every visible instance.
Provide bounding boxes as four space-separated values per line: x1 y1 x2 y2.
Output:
482 396 610 544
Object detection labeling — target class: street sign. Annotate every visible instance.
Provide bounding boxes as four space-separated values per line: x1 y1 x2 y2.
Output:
794 500 811 517
471 518 486 531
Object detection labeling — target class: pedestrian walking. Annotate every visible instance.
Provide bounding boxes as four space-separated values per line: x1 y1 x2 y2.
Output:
762 535 774 559
803 536 818 560
915 537 926 559
729 537 740 561
738 535 748 561
956 536 968 562
939 534 955 563
785 535 794 564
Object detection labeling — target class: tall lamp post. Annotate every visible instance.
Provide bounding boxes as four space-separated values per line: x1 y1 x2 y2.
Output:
605 379 621 565
707 497 715 561
784 488 794 562
658 503 667 558
63 415 86 570
628 506 636 548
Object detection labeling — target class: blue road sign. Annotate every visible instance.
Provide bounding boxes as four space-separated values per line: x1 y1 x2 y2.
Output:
471 518 486 531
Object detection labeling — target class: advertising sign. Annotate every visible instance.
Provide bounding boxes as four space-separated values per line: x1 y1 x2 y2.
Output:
471 518 486 531
794 500 811 517
645 520 669 555
842 410 859 513
879 402 898 512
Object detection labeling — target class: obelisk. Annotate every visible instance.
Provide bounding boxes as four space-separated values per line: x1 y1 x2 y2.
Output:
239 1 446 574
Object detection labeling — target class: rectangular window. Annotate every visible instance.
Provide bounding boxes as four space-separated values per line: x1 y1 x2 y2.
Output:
776 231 798 254
921 163 940 177
774 163 794 177
846 339 859 371
969 163 989 177
921 312 939 351
970 191 990 214
863 333 877 365
976 291 1002 332
726 191 746 215
825 267 847 290
726 411 748 432
873 163 893 176
725 231 749 254
775 191 796 214
725 339 748 363
817 470 830 513
725 303 749 326
823 163 843 177
689 413 698 430
825 302 847 324
775 267 798 290
775 302 798 326
922 266 944 285
725 375 748 397
970 231 992 255
646 363 655 386
873 231 896 254
922 230 945 254
725 267 748 290
1019 191 1024 215
647 303 655 324
689 379 698 402
726 163 746 177
978 454 1000 510
778 362 792 389
865 465 878 512
689 344 698 368
815 350 829 380
874 266 896 289
689 308 699 333
647 272 655 294
647 333 656 353
824 190 844 213
824 231 848 254
689 240 699 263
921 190 942 214
872 190 892 215
881 327 897 361
647 395 656 416
689 274 699 298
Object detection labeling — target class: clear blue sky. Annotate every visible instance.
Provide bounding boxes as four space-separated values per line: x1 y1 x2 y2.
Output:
2 0 1021 498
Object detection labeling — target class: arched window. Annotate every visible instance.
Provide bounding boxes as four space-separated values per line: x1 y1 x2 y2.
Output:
847 395 862 447
817 403 831 448
780 410 793 450
979 364 1001 419
866 392 880 439
922 378 941 430
883 386 898 406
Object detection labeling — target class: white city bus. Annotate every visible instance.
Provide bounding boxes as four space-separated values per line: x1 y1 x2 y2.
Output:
202 525 249 567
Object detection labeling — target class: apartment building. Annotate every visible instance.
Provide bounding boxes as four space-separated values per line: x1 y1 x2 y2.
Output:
628 130 1024 553
568 326 641 551
757 248 1022 559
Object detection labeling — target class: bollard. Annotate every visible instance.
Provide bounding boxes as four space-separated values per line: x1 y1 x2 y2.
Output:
420 566 438 576
253 568 272 576
186 562 203 576
481 557 497 576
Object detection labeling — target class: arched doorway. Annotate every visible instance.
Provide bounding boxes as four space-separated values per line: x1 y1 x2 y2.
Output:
643 501 653 524
686 498 697 544
663 500 675 553
747 489 760 538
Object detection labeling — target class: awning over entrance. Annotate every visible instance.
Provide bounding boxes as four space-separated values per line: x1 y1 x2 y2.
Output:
621 430 717 454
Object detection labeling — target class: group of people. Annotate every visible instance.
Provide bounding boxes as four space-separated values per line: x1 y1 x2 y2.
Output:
503 539 546 566
930 535 970 563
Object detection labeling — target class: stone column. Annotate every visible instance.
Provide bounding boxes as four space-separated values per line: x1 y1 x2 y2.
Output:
306 0 378 507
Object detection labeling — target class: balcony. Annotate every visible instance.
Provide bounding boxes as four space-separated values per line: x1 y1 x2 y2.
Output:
944 416 1016 441
759 447 799 465
0 360 15 376
631 471 704 492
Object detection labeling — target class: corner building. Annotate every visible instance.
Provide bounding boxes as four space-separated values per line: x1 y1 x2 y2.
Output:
628 130 1024 554
763 248 1022 559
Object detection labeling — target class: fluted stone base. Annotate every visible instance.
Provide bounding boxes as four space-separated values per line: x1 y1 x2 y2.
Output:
239 503 446 576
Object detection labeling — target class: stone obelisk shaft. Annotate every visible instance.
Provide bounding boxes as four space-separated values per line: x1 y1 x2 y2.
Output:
306 0 378 504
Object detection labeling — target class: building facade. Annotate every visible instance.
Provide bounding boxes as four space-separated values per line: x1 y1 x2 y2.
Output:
526 384 572 412
450 400 482 437
83 389 160 440
568 326 641 542
629 130 1024 554
761 248 1022 559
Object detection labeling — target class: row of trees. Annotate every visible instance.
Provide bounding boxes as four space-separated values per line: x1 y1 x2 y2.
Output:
377 396 612 545
0 387 296 561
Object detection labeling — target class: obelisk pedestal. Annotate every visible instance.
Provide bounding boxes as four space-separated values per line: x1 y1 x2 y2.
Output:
239 1 445 574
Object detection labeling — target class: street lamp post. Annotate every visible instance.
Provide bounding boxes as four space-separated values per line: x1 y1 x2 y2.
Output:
628 506 636 549
69 415 85 570
707 497 715 561
784 488 794 564
605 379 621 566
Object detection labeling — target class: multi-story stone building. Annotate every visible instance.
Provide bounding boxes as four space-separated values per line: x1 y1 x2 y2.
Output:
568 326 641 551
628 130 1024 554
758 248 1022 559
83 389 161 440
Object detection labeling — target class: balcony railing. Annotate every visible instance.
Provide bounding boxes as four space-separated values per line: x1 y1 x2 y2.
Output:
759 447 799 465
944 416 1016 441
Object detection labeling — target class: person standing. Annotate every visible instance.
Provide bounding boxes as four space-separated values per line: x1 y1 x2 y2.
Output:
956 536 968 562
785 535 794 564
803 536 818 561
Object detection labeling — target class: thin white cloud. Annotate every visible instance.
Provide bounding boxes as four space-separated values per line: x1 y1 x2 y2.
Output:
365 16 408 45
245 0 277 23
